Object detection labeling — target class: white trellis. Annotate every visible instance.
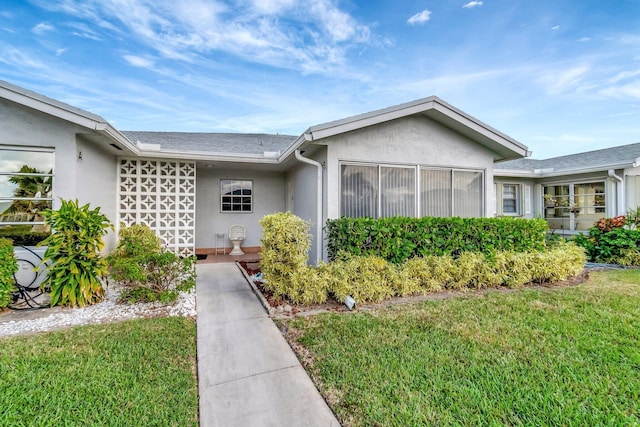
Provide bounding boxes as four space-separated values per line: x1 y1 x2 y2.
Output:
117 158 196 255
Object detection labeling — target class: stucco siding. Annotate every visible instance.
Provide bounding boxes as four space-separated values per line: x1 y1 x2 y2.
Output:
322 115 495 219
626 175 640 212
1 98 79 209
195 168 286 250
287 147 327 263
76 137 118 250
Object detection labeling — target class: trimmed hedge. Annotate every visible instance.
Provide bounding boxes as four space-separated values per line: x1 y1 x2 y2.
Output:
280 243 586 304
0 238 18 308
259 212 312 301
325 216 548 263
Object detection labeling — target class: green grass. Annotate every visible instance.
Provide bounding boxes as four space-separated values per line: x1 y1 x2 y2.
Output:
0 317 198 427
285 270 640 426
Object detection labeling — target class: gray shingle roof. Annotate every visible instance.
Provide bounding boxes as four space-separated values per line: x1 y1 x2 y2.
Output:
121 131 297 155
496 142 640 172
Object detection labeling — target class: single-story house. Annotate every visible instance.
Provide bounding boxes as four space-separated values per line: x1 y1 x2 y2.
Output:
1 79 637 261
494 143 640 234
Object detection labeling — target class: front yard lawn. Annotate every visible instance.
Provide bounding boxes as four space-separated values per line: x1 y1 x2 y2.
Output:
0 317 197 427
284 270 640 426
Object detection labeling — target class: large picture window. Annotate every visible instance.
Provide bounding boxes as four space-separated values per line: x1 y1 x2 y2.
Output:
340 163 484 218
220 179 252 213
0 147 53 227
543 182 605 231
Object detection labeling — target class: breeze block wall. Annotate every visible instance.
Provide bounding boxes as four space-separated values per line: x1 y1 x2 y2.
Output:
118 158 196 255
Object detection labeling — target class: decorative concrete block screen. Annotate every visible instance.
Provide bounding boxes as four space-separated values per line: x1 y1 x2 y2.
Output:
118 159 196 255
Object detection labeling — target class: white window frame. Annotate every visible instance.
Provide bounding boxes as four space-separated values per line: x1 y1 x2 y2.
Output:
501 183 521 216
220 179 253 213
339 161 485 218
542 180 606 231
0 146 54 226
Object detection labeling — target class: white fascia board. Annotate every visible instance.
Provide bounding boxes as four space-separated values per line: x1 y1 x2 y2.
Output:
307 98 437 141
496 162 636 179
277 133 310 163
534 163 633 178
0 84 106 130
99 124 140 155
429 100 529 157
136 148 281 164
493 169 539 178
304 96 529 160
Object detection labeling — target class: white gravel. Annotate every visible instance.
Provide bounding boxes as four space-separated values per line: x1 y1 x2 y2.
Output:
0 284 196 338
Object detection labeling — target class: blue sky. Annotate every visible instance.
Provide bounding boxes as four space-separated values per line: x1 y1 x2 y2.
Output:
1 0 639 158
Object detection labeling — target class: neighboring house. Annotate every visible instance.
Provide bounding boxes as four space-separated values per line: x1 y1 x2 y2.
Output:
14 78 625 263
495 144 640 234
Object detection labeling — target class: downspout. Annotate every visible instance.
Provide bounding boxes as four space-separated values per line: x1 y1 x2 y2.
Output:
295 149 323 264
608 169 625 215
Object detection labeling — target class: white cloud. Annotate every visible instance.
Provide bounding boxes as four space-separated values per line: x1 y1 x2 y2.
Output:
32 22 55 34
407 10 431 25
551 25 560 30
538 65 590 94
248 0 296 14
462 1 483 8
55 48 67 56
67 22 102 41
577 37 590 42
33 0 373 75
123 55 155 68
608 69 640 84
601 81 640 100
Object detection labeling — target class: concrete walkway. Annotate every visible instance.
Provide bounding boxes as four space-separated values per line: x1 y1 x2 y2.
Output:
196 263 340 427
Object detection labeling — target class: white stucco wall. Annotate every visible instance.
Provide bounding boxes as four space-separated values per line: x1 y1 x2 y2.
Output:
1 99 119 250
287 147 328 263
322 115 496 220
195 168 286 250
76 137 118 250
1 98 78 206
494 177 536 218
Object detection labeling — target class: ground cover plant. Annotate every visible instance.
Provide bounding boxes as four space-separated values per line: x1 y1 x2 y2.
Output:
283 270 640 426
0 316 198 426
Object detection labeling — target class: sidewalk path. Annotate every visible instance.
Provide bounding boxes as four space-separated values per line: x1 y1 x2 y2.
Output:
196 263 340 427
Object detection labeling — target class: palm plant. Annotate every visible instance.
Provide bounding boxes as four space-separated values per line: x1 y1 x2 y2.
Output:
2 165 52 220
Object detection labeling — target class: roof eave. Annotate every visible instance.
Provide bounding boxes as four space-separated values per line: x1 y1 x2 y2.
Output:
303 96 529 161
496 161 636 178
136 147 282 164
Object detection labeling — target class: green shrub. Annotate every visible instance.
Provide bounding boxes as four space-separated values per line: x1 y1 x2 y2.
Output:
108 224 196 304
109 223 162 259
40 199 113 307
259 212 311 300
574 225 640 264
325 216 548 263
0 238 18 308
328 256 397 303
287 265 330 305
401 255 452 292
615 249 640 266
266 245 586 305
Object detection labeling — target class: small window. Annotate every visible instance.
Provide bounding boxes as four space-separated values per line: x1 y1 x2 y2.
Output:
220 180 252 213
502 184 520 215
